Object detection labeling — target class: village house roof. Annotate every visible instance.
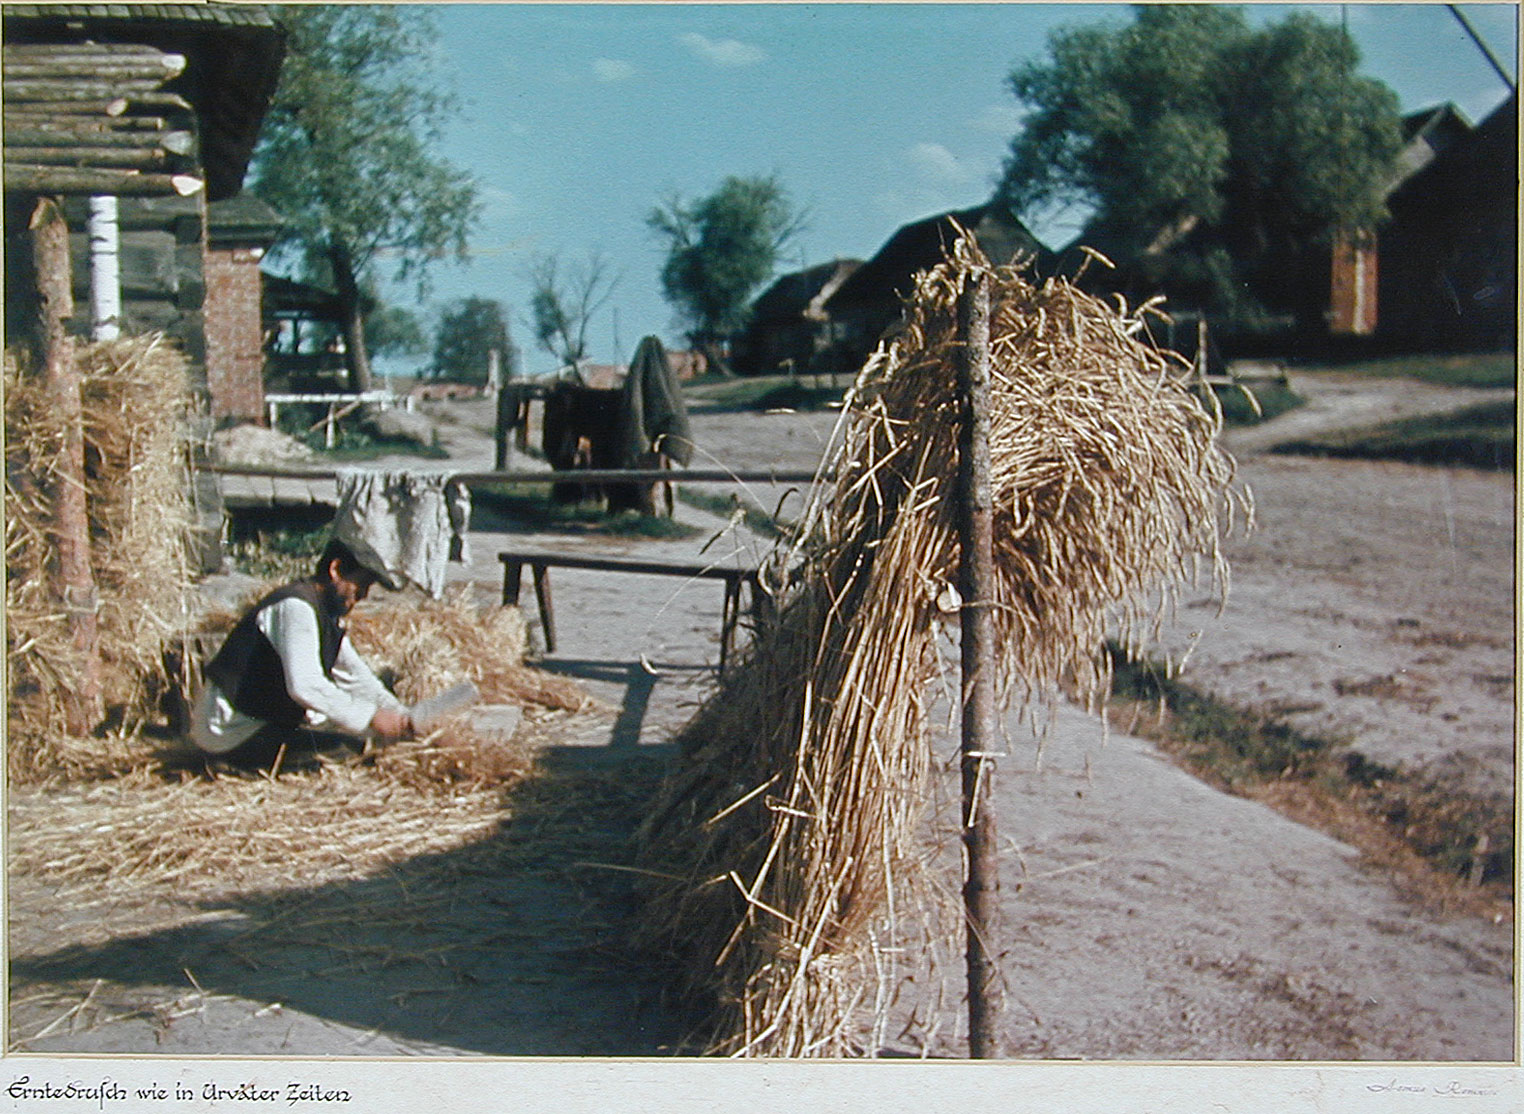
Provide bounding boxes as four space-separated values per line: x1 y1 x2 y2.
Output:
1387 101 1475 194
3 4 285 201
824 202 1053 316
749 258 862 326
207 194 285 248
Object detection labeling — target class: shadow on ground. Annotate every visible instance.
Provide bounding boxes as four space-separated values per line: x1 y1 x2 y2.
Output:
9 746 699 1057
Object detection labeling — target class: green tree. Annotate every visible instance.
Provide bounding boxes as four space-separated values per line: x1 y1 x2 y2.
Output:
527 250 619 371
432 297 512 386
365 303 427 361
648 174 805 375
999 5 1402 328
249 6 480 391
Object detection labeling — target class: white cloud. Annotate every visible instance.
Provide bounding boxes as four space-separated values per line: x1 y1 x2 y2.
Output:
479 185 523 220
908 142 973 185
973 103 1021 136
592 57 638 83
678 32 767 67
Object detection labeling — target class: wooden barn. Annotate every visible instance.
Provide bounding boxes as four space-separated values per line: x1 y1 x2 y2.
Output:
1371 93 1517 352
3 3 286 577
821 202 1054 373
2 3 286 413
732 257 860 377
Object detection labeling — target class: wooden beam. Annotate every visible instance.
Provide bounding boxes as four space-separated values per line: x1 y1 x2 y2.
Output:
4 163 202 197
203 464 828 485
5 147 184 171
28 196 105 735
3 113 172 133
4 127 194 154
4 43 182 61
2 56 187 81
4 77 180 101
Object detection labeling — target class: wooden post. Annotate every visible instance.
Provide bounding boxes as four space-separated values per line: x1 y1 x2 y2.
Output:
494 381 513 471
29 195 104 734
956 269 1002 1058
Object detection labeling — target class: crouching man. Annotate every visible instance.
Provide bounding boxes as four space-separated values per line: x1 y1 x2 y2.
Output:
191 538 413 769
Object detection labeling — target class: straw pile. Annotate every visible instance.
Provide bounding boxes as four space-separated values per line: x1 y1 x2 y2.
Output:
5 335 195 773
634 235 1248 1056
8 570 601 907
346 588 596 789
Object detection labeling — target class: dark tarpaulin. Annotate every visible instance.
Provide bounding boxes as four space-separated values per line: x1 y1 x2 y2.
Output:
619 335 693 466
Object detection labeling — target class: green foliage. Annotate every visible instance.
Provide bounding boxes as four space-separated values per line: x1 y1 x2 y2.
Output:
228 525 330 581
432 297 513 385
1002 5 1403 325
249 5 480 387
252 6 479 287
272 403 448 459
648 175 806 357
365 304 428 359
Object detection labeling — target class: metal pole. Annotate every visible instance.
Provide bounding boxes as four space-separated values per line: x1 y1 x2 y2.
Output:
956 269 1002 1058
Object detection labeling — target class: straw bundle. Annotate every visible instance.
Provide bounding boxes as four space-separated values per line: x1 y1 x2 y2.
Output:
6 335 195 765
346 588 595 790
635 235 1248 1056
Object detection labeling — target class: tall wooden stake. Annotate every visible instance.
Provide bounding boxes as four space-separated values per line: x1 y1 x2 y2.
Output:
30 195 105 734
956 270 1002 1057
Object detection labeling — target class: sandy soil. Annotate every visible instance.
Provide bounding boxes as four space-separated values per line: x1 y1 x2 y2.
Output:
6 374 1515 1060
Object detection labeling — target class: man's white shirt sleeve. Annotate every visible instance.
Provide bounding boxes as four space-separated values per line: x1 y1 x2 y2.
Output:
191 596 404 752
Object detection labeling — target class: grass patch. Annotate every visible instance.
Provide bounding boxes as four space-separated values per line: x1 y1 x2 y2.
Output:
750 383 847 412
1109 648 1513 913
274 405 450 461
227 523 330 581
1272 400 1515 470
1298 351 1517 389
472 483 700 540
677 488 793 541
683 373 847 412
1207 379 1304 427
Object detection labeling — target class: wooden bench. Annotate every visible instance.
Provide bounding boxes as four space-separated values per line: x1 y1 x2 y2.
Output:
499 550 770 671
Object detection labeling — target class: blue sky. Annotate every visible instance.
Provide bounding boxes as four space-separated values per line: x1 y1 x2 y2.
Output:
374 3 1518 376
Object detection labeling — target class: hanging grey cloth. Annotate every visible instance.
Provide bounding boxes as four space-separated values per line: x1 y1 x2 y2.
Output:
332 470 471 599
619 335 694 466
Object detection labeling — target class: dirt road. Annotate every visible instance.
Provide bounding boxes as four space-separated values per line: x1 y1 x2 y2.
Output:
6 374 1515 1060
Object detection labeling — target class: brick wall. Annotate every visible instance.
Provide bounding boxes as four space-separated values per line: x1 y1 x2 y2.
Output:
202 245 266 421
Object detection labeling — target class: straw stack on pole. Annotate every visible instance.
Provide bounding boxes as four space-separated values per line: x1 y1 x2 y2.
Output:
6 332 195 775
634 232 1249 1057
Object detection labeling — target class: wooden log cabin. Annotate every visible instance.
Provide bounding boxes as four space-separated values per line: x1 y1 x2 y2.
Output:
3 4 285 407
3 4 287 583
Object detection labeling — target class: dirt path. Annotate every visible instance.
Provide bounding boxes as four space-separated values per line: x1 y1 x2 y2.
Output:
6 374 1514 1060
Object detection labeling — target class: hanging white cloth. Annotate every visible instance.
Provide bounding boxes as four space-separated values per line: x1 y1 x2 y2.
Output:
332 470 471 598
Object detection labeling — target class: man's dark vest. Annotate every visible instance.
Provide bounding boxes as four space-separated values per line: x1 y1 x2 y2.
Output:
204 580 346 729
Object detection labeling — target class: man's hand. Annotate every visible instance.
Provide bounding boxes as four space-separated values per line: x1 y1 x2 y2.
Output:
369 706 413 740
